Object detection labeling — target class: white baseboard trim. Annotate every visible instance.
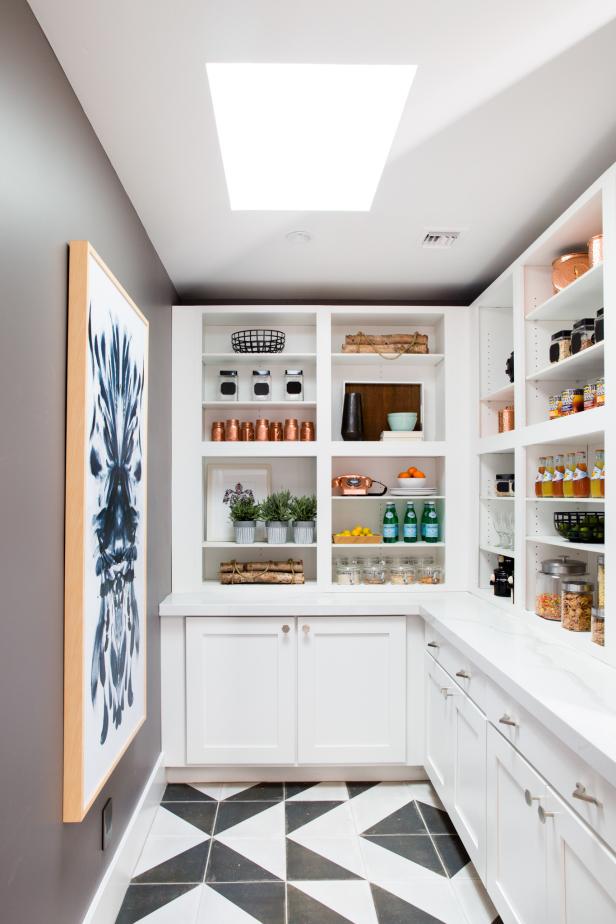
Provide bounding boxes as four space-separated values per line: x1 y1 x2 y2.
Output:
82 752 166 924
166 765 428 783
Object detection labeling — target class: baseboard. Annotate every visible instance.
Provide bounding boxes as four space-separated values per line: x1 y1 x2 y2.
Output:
82 753 165 924
166 765 428 783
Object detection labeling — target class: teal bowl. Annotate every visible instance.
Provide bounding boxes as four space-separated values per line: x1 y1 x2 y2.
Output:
387 412 417 432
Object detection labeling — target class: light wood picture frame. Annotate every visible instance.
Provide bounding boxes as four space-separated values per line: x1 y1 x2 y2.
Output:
64 242 149 822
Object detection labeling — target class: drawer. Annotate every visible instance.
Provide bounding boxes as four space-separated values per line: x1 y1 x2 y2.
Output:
424 625 487 713
486 677 616 854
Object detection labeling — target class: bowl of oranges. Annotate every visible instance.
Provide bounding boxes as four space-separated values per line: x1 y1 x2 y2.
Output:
397 466 426 490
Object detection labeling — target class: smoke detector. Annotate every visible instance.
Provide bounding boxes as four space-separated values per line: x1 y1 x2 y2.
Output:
421 230 461 249
286 230 313 245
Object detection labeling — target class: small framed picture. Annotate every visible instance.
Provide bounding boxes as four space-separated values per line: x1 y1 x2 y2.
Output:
206 463 271 541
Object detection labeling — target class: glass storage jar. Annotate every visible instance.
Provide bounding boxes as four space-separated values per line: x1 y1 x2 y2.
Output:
535 556 586 621
336 560 361 586
284 369 304 401
251 370 272 401
418 564 443 585
561 580 593 631
218 369 239 400
570 318 595 354
549 329 571 364
389 562 416 586
361 560 386 585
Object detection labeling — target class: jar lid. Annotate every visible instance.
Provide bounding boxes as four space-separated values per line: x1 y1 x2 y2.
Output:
572 318 595 328
252 370 271 375
596 308 604 319
540 556 586 576
219 370 238 376
285 369 303 375
550 329 572 340
562 580 593 592
496 474 515 479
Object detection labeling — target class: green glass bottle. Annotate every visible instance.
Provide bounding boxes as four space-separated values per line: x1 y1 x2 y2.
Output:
402 501 418 543
382 502 399 543
421 501 440 543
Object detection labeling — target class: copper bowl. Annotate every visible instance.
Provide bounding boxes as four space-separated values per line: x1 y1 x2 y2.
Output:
588 234 604 267
552 252 589 293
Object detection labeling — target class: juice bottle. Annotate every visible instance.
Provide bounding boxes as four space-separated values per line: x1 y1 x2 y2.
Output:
563 452 575 498
542 455 554 498
573 450 590 498
552 454 565 497
591 449 605 498
535 457 546 497
382 502 399 543
402 501 418 543
421 501 440 543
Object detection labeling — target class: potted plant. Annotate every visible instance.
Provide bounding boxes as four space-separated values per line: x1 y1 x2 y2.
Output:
289 494 317 544
260 490 292 544
229 495 262 544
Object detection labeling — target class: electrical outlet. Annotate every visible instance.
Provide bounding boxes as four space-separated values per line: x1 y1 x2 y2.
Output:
102 798 113 851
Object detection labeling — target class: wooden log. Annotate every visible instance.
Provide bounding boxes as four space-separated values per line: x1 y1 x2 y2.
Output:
340 343 429 354
219 560 304 573
219 572 305 584
345 332 428 345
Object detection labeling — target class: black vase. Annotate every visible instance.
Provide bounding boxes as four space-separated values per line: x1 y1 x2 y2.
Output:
341 392 364 441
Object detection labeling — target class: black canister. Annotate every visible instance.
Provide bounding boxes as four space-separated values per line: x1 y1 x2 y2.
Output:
341 392 364 441
595 308 604 344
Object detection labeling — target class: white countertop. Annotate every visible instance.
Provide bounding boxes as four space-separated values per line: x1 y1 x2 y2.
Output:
159 588 616 787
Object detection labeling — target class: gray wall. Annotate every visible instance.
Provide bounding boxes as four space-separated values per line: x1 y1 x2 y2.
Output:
0 1 175 921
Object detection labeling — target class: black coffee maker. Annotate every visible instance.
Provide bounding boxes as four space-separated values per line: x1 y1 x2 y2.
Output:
490 555 514 600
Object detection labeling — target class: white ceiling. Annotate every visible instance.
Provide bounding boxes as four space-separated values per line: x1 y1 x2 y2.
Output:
28 1 616 303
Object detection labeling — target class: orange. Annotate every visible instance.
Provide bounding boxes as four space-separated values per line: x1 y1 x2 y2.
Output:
407 466 417 475
413 469 426 478
398 471 410 478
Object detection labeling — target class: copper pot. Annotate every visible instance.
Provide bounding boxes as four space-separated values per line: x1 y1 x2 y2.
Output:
269 421 283 441
225 418 240 441
240 421 255 441
300 421 315 441
211 421 225 442
284 418 299 441
255 418 270 441
552 252 589 293
588 234 604 267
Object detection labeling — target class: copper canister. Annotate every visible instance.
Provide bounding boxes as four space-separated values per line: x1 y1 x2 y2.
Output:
269 421 283 441
300 421 315 441
225 418 240 441
588 234 604 267
552 252 589 292
284 418 299 441
498 406 515 433
240 421 255 441
255 418 269 441
211 420 225 442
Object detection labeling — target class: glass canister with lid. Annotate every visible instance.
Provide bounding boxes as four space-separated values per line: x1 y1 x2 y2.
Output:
535 556 586 621
218 369 239 400
562 579 594 631
284 370 304 401
592 555 605 646
336 559 361 586
361 558 387 585
251 370 272 401
389 561 416 586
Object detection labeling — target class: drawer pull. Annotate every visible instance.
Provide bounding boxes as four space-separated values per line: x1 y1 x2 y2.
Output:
427 641 439 649
282 624 291 634
440 687 455 698
538 805 557 823
455 670 471 679
499 714 519 727
302 624 310 634
572 783 600 806
524 789 541 806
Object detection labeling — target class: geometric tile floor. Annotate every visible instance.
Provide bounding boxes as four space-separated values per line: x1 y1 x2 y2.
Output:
116 781 501 923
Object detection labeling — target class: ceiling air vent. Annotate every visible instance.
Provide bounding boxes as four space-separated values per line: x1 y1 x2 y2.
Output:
421 231 461 249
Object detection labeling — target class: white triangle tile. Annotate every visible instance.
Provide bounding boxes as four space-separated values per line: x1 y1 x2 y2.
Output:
359 835 446 883
134 834 209 877
197 884 264 923
288 835 366 878
190 784 223 800
218 783 263 801
288 801 356 838
215 835 286 880
286 782 349 801
220 801 285 839
406 781 445 809
290 880 378 924
349 782 415 834
137 884 203 923
375 879 464 924
149 806 208 839
451 877 499 923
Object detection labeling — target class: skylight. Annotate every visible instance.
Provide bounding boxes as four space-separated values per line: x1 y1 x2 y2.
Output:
206 63 417 211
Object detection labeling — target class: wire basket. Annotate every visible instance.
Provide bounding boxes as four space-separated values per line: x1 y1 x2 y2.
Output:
231 329 286 354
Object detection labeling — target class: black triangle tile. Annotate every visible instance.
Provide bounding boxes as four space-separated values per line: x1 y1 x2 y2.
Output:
286 838 361 881
362 835 446 876
162 783 215 802
287 883 354 923
115 884 198 923
363 801 425 836
206 839 282 883
432 833 471 877
225 783 284 801
286 800 344 834
214 799 278 834
163 800 217 835
132 841 209 884
346 782 379 800
416 801 456 834
371 883 446 923
211 882 285 924
285 782 322 800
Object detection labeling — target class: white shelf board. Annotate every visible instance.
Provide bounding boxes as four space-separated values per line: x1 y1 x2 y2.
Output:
480 495 514 501
202 352 316 365
527 535 605 554
480 383 514 403
477 432 516 454
332 494 445 501
526 341 604 383
332 541 445 548
202 441 318 457
331 352 444 366
203 541 316 548
330 440 446 457
522 406 605 446
479 544 516 557
526 496 604 504
202 400 317 410
525 264 603 321
199 579 318 589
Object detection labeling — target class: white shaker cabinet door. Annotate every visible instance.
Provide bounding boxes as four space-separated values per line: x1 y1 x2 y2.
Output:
450 686 487 879
298 616 406 764
424 655 455 798
185 617 296 764
486 725 547 924
545 789 616 924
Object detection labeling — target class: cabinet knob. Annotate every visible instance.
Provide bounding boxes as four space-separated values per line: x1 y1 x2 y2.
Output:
427 641 439 649
302 624 310 634
281 624 290 634
499 713 519 727
538 805 557 823
455 670 471 679
440 687 455 698
572 783 600 806
524 789 541 806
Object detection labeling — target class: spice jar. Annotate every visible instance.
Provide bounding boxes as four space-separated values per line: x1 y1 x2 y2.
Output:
536 556 586 621
251 370 272 401
596 377 605 407
336 560 361 586
390 562 416 585
570 318 595 354
549 330 571 364
584 382 596 411
218 370 239 400
562 580 593 632
284 370 304 401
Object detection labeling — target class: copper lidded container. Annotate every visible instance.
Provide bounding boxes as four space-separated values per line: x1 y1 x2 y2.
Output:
284 418 299 441
551 252 589 293
225 418 240 441
240 421 255 441
255 418 270 441
300 421 315 441
211 420 225 442
269 421 283 441
588 234 604 268
498 406 515 433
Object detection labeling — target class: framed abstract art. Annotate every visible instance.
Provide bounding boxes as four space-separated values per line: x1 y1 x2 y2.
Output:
64 242 149 822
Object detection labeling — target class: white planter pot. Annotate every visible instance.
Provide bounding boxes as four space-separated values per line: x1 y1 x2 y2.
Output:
234 521 256 544
266 521 289 544
293 521 315 544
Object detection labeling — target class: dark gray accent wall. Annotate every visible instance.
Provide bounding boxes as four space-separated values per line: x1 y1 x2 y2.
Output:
0 1 175 921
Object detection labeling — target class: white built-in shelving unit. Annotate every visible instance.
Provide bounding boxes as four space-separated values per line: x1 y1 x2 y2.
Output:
471 164 615 665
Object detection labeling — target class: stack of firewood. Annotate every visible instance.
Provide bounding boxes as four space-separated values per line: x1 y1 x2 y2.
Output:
341 332 429 354
219 560 305 584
